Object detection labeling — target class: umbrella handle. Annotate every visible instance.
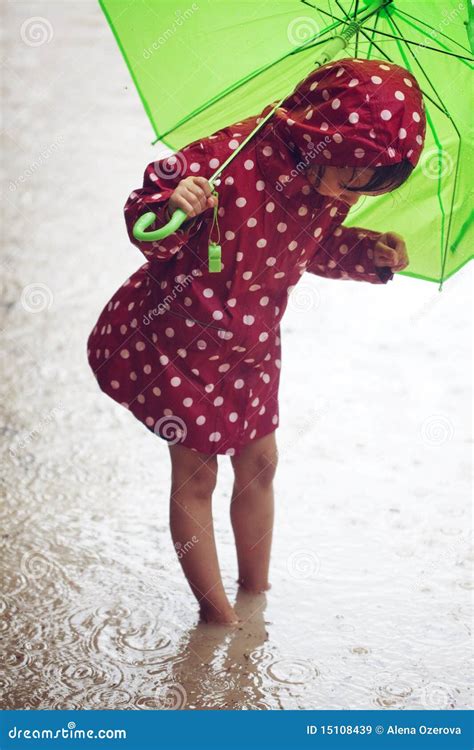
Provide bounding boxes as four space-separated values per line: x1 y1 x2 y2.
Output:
132 207 188 241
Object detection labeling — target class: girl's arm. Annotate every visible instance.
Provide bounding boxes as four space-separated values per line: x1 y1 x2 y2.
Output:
305 225 395 284
123 139 213 263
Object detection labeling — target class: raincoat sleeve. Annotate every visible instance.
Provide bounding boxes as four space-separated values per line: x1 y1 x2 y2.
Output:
123 139 213 262
306 225 394 284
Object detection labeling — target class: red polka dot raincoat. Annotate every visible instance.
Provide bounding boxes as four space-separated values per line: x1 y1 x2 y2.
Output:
87 57 426 456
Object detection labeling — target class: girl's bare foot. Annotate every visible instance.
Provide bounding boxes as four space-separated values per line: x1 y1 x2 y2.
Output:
237 576 272 594
199 602 241 625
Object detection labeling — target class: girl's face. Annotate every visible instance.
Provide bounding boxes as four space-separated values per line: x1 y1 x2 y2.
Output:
306 165 389 206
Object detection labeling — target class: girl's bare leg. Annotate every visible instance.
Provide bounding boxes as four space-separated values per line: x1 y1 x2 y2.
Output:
230 432 277 592
168 443 238 625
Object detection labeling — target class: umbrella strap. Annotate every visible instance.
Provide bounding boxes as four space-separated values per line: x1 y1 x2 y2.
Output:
208 188 222 273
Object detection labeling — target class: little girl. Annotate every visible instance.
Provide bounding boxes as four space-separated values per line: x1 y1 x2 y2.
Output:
87 58 426 625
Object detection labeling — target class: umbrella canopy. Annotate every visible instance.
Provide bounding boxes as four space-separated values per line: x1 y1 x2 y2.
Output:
99 0 473 286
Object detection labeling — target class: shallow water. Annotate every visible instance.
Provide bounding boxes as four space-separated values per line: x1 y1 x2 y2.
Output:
1 1 472 710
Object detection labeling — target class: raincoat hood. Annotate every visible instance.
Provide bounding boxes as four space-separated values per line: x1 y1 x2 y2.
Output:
254 57 426 197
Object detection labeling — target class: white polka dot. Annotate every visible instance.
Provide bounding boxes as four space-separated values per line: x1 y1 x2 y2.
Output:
336 67 345 77
331 98 341 109
171 377 181 387
260 296 269 306
288 241 298 251
183 397 193 407
135 341 145 351
234 379 245 389
388 147 396 158
398 128 407 139
214 396 224 406
203 288 214 298
320 121 329 131
110 380 120 390
339 244 349 254
262 146 273 156
416 134 423 145
236 196 247 207
354 148 365 158
256 180 265 191
244 159 254 170
323 149 331 159
159 355 169 365
380 64 391 70
259 332 269 342
224 176 234 185
247 217 257 227
243 271 252 280
227 298 236 307
189 162 200 172
266 257 276 266
209 158 219 168
277 222 287 232
165 327 174 337
265 202 275 212
310 81 318 91
369 128 376 138
229 139 239 149
298 205 308 216
381 109 392 120
212 310 224 320
229 412 238 422
256 238 267 248
403 77 413 87
412 111 421 122
243 315 255 325
394 90 405 101
196 415 206 425
313 226 322 238
225 230 235 240
120 349 129 359
305 109 313 120
348 78 359 87
333 132 343 143
371 75 382 84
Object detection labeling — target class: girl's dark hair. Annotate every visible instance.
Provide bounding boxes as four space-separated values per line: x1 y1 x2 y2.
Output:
342 159 414 192
314 159 414 193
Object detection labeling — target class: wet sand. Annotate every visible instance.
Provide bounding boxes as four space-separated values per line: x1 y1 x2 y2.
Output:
1 1 472 710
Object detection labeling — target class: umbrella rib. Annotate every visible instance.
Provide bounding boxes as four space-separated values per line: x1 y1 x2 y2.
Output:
360 27 474 62
393 7 472 55
366 8 381 60
387 12 464 288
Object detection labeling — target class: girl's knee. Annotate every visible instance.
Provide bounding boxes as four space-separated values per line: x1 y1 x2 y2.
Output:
232 447 278 489
170 447 218 500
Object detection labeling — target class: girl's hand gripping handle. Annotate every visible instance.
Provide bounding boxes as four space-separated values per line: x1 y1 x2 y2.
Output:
132 176 217 242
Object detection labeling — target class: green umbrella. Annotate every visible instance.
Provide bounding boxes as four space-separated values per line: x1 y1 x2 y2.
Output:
99 0 473 287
